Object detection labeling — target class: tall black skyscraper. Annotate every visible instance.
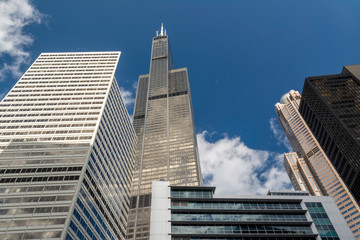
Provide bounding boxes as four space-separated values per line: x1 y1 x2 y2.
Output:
127 24 203 240
299 65 360 207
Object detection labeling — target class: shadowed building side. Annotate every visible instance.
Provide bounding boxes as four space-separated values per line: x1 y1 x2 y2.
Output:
299 65 360 204
299 65 360 238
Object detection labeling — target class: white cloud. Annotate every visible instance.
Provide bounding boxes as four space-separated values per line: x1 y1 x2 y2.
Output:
120 87 135 107
197 131 292 195
0 90 8 101
269 117 292 151
132 80 138 90
0 0 44 80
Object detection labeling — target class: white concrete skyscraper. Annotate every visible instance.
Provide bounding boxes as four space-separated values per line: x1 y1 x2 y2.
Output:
0 52 136 239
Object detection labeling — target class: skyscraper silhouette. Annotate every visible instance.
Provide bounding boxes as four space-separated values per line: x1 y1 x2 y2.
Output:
127 24 203 240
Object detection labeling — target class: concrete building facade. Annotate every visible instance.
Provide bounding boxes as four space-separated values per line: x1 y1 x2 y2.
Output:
0 52 137 239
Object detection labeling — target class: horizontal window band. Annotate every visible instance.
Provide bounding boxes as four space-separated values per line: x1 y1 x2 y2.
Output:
0 166 83 174
169 91 188 97
0 175 80 183
149 94 167 100
133 115 145 120
152 55 167 60
148 91 188 101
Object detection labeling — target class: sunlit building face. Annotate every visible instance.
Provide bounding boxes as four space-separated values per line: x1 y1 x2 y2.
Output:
0 52 137 240
127 25 203 240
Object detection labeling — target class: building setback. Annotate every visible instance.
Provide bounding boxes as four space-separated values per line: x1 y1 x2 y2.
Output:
0 52 137 240
150 181 354 240
283 152 322 196
127 25 203 239
276 90 360 238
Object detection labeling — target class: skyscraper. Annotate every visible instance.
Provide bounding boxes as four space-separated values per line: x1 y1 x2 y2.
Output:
299 65 360 238
276 90 360 238
127 25 203 240
0 52 137 240
276 91 324 197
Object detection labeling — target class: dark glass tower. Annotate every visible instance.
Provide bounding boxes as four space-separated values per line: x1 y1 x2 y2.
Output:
299 65 360 207
127 25 203 240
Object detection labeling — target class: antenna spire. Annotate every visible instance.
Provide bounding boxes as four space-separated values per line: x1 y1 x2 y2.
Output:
156 23 166 37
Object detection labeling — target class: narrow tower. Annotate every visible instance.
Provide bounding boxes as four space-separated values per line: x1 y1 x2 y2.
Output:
127 25 203 240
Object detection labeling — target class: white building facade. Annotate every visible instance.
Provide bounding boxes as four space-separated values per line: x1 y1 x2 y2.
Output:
0 52 136 239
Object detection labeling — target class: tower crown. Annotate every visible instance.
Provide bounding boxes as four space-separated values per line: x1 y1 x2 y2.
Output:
156 23 167 37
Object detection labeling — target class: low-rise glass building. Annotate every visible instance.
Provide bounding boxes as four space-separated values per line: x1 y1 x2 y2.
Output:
150 181 354 240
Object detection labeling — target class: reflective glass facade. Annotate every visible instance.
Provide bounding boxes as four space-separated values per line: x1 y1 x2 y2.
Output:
171 200 303 210
276 90 360 238
299 65 360 239
306 202 340 240
299 66 360 208
170 188 316 239
150 182 354 240
127 27 202 239
171 225 314 235
0 52 137 239
171 213 308 222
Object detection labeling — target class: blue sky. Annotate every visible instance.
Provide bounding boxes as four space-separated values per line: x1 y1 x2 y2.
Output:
1 0 360 194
